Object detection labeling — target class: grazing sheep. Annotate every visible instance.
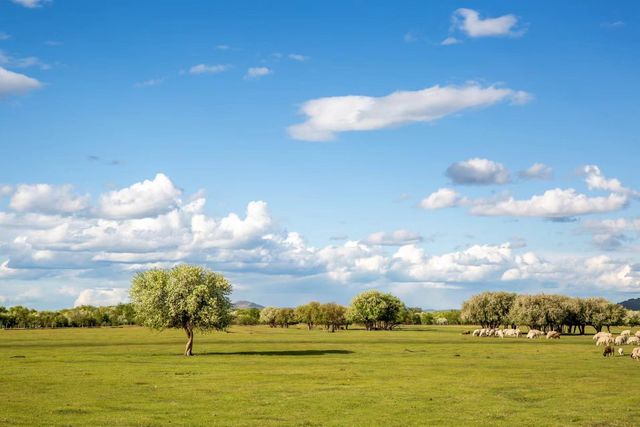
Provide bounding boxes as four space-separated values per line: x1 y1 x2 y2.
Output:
635 331 640 339
615 335 627 346
631 347 640 361
495 330 504 339
618 348 625 357
479 329 488 337
603 345 614 357
620 330 631 337
593 332 612 341
527 329 543 339
546 331 561 340
472 329 480 337
626 336 640 345
596 336 615 346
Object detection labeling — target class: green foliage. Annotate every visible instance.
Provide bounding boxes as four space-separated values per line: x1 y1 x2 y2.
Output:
318 303 347 332
295 302 322 329
349 290 406 330
130 264 232 332
233 308 261 326
460 292 516 328
0 304 137 329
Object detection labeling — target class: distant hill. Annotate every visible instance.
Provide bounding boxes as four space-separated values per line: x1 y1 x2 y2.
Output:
619 298 640 310
232 300 264 310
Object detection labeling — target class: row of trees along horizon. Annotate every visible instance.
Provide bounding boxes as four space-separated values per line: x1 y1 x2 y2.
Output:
2 266 639 355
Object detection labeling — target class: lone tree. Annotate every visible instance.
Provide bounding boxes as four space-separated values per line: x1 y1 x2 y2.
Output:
130 264 232 356
349 290 405 330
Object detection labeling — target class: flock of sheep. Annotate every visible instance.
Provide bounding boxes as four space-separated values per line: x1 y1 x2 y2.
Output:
470 327 640 360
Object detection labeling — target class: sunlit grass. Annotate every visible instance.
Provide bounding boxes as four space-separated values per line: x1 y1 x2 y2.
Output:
1 325 638 426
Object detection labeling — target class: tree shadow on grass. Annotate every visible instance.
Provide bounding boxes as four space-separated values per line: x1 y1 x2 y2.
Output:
200 349 353 356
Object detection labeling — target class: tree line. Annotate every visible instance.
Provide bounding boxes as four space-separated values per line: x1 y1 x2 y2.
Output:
0 304 137 329
460 292 639 333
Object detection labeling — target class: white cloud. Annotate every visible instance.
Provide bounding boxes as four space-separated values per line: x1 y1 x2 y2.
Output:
446 158 510 185
245 67 272 79
97 173 182 219
74 288 129 307
0 33 10 41
470 188 628 218
420 188 463 210
364 230 423 246
582 165 638 197
135 78 165 88
583 218 640 250
288 54 309 62
10 184 89 214
452 8 524 38
0 66 41 98
189 64 229 75
11 0 49 8
0 185 13 197
440 37 461 46
519 163 553 180
288 83 530 141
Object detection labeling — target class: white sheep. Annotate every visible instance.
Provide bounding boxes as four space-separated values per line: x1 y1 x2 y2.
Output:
618 348 624 357
615 335 627 346
596 336 615 346
527 329 543 339
496 330 504 339
620 330 631 337
626 336 640 345
592 331 612 341
546 331 560 339
631 347 640 361
635 331 640 339
472 329 480 337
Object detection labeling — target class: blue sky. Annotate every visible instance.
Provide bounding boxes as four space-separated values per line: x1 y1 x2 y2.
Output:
1 0 639 309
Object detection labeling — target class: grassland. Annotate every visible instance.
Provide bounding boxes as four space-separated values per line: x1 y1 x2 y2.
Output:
1 325 639 426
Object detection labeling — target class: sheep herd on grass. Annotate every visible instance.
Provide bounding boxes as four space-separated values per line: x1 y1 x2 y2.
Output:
471 327 640 361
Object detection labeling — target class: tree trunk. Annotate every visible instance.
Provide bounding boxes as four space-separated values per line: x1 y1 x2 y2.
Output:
184 326 194 356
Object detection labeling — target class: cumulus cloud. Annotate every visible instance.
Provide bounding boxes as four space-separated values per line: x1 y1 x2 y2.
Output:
583 218 640 250
97 173 182 219
446 158 510 185
189 64 229 75
74 288 128 307
288 83 531 141
11 0 49 8
10 184 89 214
519 163 553 180
470 188 628 218
582 165 638 197
451 8 524 38
288 54 309 62
420 188 464 210
0 66 41 98
245 67 272 79
364 230 423 246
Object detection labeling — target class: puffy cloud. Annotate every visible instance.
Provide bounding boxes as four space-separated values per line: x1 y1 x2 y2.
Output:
364 230 423 246
582 218 640 250
74 288 128 307
97 173 182 219
189 64 229 75
470 188 628 218
420 188 464 210
582 165 638 197
519 163 553 180
245 67 272 79
452 8 524 38
10 184 89 214
0 185 13 197
11 0 48 8
0 66 41 98
446 158 510 185
288 83 531 141
288 54 309 62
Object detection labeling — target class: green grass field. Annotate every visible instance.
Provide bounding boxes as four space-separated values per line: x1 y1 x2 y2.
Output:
1 325 639 426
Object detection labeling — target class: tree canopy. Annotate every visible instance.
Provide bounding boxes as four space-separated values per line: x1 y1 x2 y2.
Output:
129 264 232 356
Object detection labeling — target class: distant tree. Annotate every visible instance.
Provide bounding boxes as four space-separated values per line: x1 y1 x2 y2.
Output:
295 302 322 330
130 265 232 356
319 303 347 332
349 290 405 330
234 308 261 326
419 312 435 325
260 307 278 327
275 308 296 328
625 310 640 327
460 292 516 328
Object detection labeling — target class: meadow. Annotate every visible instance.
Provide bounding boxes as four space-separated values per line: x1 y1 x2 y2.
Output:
1 325 639 426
